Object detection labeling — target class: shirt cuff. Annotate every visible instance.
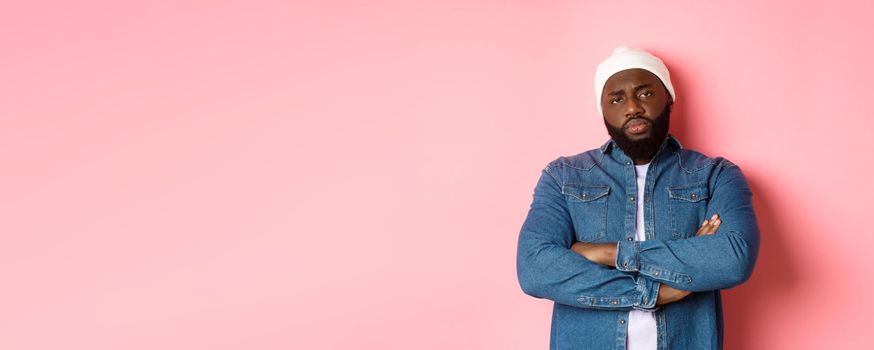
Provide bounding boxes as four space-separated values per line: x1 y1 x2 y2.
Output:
616 240 641 272
633 276 661 311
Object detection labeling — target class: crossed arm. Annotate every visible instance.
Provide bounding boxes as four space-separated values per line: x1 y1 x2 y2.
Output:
516 163 760 310
571 214 722 305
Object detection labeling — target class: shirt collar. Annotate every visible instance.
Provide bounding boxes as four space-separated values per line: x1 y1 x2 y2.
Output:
599 133 684 154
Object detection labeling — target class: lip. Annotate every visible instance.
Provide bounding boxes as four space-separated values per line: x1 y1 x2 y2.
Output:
625 119 650 134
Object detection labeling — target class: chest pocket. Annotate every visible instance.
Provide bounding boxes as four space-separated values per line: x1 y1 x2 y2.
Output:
561 183 609 241
667 181 710 239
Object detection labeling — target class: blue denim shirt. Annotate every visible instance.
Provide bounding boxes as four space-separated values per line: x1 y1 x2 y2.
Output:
516 134 759 349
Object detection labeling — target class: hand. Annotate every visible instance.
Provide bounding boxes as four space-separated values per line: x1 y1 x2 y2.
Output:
657 284 691 305
569 242 617 267
696 214 721 236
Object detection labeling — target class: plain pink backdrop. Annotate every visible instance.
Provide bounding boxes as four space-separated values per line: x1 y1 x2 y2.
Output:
2 0 872 349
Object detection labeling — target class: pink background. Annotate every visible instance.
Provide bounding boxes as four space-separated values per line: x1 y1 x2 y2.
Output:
2 1 872 349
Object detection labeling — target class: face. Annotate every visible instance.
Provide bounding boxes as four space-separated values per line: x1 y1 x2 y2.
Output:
601 68 672 140
600 68 673 162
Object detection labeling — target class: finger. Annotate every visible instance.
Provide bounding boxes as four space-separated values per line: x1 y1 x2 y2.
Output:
699 214 720 234
696 219 710 235
700 219 718 235
711 218 721 232
697 222 716 235
704 218 722 235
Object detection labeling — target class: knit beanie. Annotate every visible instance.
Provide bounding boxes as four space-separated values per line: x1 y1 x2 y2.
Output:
594 46 675 116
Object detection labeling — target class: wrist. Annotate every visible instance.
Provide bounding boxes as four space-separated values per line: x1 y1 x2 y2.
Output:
604 243 617 267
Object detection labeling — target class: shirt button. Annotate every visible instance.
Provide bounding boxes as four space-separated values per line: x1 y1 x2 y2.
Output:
623 262 628 267
629 196 635 202
625 161 631 165
619 319 626 324
627 237 633 241
611 300 619 305
654 271 660 276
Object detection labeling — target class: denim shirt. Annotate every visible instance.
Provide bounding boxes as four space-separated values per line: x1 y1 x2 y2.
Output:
516 134 759 350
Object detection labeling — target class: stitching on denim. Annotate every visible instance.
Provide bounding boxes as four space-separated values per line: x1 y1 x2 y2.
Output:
674 151 716 173
559 150 604 171
561 183 609 240
543 164 561 185
717 157 739 171
667 181 709 238
560 183 610 202
667 181 710 202
668 190 679 239
600 192 609 239
642 265 690 285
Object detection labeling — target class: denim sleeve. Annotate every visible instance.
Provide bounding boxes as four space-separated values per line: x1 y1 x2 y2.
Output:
516 164 660 311
614 162 760 292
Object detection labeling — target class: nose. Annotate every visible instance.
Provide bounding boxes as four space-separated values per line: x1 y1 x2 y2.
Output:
624 97 644 118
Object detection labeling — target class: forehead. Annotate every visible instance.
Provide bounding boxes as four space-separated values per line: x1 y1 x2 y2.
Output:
603 68 662 92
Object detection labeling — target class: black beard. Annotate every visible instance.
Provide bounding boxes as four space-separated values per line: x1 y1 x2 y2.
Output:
603 105 671 163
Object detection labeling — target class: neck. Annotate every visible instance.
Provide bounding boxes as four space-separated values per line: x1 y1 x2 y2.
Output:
633 158 652 165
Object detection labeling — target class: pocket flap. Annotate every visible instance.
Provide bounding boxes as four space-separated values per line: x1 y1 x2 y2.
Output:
561 184 610 202
668 182 709 202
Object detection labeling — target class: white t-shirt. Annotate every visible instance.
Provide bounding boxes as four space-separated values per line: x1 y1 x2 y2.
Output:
628 163 657 350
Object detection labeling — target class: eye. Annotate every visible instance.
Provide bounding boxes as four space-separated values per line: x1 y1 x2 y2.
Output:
609 97 622 104
639 91 653 98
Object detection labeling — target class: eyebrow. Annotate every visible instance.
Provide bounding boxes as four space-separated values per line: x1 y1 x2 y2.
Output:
606 83 653 96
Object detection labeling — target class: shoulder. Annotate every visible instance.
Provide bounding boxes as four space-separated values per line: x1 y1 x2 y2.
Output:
544 148 605 172
673 148 750 195
672 148 740 174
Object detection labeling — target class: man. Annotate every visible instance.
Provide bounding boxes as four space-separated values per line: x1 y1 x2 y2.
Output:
516 47 759 350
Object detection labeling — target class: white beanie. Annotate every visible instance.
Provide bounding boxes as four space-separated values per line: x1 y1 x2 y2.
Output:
594 46 675 116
